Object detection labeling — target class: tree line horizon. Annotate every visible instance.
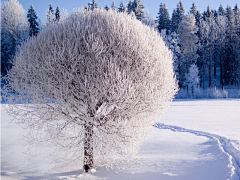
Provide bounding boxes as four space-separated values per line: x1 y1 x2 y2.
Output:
1 0 240 95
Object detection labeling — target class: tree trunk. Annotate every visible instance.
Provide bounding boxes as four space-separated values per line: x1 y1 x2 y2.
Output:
83 108 94 172
83 122 94 172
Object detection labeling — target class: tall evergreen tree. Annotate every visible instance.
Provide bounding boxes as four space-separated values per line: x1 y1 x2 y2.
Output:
104 5 110 11
132 0 144 20
177 14 199 89
127 0 133 14
157 3 170 33
1 0 29 76
27 5 39 37
55 5 60 22
111 0 117 11
47 4 55 25
91 0 98 10
171 1 185 33
118 0 127 13
218 4 225 16
225 5 238 86
189 2 197 16
88 3 92 11
233 4 240 36
171 8 178 32
206 5 214 19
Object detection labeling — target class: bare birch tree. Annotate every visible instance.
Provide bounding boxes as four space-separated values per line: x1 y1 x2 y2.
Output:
2 9 177 172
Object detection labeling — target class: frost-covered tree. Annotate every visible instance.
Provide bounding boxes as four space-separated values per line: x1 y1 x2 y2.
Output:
142 9 156 28
55 5 61 22
2 9 177 173
46 4 55 25
111 0 117 11
127 0 133 14
224 5 238 86
132 0 144 21
215 15 228 89
189 2 197 16
1 0 29 76
161 29 181 82
218 4 225 16
171 1 185 32
199 14 219 88
118 0 126 13
177 13 199 88
185 64 199 95
157 3 170 33
233 4 240 36
91 0 98 11
104 5 110 11
27 5 39 37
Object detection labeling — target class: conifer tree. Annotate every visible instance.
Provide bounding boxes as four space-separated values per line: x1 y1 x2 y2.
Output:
118 0 127 13
157 3 170 33
190 2 197 16
127 0 133 14
177 14 199 88
132 0 144 20
91 0 98 10
218 4 225 16
171 8 178 32
1 0 29 76
111 1 117 11
233 4 240 36
206 5 214 19
27 5 39 37
47 4 55 25
225 5 238 86
171 1 185 33
104 5 110 11
55 5 60 22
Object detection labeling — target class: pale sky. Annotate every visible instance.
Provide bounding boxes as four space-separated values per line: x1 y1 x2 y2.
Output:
2 0 239 23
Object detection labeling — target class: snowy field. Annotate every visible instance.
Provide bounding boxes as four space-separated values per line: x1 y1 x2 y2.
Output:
1 99 240 180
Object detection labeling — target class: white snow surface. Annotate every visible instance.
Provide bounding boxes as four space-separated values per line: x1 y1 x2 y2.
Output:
1 99 240 180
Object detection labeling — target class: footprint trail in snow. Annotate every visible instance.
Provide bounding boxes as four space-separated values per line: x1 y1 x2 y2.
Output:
154 123 240 180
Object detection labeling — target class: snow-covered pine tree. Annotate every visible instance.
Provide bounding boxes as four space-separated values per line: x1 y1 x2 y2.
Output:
161 29 181 83
1 0 29 76
171 8 178 32
185 64 199 96
157 3 170 33
142 9 156 28
215 15 228 89
218 4 225 16
55 5 60 22
199 11 219 88
46 4 55 26
190 3 197 16
233 4 240 86
127 0 133 14
27 5 39 37
91 0 98 11
132 0 144 21
206 5 214 19
104 5 110 11
171 1 185 33
118 0 127 13
225 5 238 86
233 4 240 36
111 0 117 11
177 13 199 89
2 9 177 173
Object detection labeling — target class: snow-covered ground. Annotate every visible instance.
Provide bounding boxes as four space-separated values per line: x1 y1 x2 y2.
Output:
1 99 240 180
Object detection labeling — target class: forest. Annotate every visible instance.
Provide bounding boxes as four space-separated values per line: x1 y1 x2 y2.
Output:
1 0 240 98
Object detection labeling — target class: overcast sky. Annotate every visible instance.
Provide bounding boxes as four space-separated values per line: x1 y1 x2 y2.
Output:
2 0 239 23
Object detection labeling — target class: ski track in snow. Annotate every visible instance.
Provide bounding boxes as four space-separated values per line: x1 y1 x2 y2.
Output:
154 123 240 180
